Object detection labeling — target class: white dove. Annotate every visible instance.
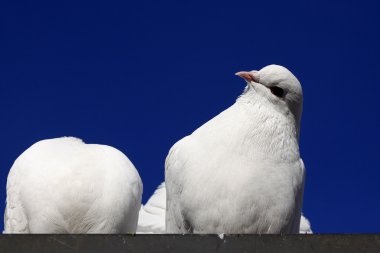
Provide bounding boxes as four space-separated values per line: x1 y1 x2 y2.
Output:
165 64 305 234
138 182 312 234
4 137 142 233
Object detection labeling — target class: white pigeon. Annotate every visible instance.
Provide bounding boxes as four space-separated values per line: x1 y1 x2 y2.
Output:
4 137 142 233
138 182 312 234
165 64 305 234
137 182 166 233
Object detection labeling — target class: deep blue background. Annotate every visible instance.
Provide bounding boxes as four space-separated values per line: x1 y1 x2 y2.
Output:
1 0 379 232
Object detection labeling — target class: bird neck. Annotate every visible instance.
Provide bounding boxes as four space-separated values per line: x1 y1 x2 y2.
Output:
233 94 301 162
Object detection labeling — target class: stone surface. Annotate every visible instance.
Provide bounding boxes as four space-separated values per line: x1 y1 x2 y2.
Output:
0 234 379 253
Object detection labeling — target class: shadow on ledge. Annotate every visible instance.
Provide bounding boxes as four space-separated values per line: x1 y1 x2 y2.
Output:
0 234 379 253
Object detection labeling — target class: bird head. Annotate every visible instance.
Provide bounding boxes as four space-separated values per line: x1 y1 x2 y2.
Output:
236 65 303 133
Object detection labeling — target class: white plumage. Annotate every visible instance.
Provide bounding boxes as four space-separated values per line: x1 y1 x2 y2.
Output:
299 215 313 234
4 137 142 233
138 182 312 234
137 182 166 233
165 65 306 233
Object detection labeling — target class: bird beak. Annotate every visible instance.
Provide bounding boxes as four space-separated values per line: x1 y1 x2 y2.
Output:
235 71 259 83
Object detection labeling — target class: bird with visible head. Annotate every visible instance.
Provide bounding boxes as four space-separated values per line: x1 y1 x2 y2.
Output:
165 64 306 234
236 65 303 139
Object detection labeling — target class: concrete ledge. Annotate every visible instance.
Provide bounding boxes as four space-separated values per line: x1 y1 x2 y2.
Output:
0 234 379 253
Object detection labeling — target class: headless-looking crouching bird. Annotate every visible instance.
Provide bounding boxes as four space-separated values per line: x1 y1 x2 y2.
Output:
166 65 306 233
4 137 142 233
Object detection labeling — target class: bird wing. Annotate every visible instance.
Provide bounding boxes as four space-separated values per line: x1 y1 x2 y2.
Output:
291 158 306 233
4 164 29 233
165 137 194 233
297 160 313 234
137 183 166 233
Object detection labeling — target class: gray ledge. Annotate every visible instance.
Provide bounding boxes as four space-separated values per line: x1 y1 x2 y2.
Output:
0 234 379 253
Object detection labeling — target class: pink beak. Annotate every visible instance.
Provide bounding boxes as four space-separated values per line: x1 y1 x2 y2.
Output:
235 71 258 83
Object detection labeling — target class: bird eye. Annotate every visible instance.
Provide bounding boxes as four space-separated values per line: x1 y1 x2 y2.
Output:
270 86 284 98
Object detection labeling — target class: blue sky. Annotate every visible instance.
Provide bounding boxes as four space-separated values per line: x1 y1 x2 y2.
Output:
1 0 379 232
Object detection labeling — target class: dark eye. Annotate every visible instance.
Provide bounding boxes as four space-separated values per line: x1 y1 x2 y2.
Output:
270 86 284 98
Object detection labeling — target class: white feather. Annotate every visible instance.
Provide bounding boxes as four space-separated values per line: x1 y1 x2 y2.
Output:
4 137 142 233
137 182 312 233
299 214 313 234
137 182 166 233
165 65 306 233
